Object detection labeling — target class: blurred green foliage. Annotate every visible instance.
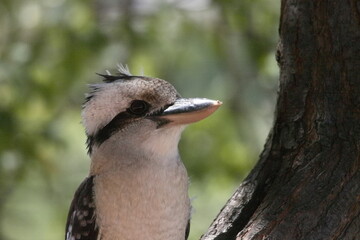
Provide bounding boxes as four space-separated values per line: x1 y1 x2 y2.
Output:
0 0 279 239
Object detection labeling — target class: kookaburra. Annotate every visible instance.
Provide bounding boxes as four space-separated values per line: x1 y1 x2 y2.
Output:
65 66 221 240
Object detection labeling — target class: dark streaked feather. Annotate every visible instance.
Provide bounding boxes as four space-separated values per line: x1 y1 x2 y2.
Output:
86 111 135 154
86 104 175 155
97 64 134 83
96 73 134 83
185 219 190 240
83 86 101 107
86 105 172 154
83 72 134 106
65 176 98 240
86 135 95 155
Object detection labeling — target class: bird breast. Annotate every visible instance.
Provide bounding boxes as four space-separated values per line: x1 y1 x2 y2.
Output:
93 158 190 240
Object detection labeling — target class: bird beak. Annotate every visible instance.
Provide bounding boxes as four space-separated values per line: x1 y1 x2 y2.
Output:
159 98 222 126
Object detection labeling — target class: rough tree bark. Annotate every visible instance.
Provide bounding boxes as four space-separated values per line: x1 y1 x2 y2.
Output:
201 1 360 239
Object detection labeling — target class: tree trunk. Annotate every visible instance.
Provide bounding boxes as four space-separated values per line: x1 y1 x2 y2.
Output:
201 1 360 239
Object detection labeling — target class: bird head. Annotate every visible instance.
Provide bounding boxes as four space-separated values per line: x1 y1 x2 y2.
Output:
82 67 221 166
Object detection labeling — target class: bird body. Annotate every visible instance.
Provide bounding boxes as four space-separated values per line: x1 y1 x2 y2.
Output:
94 155 189 240
65 66 221 240
91 126 190 240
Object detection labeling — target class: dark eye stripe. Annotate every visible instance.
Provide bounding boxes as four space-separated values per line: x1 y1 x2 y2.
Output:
86 111 134 154
86 103 171 154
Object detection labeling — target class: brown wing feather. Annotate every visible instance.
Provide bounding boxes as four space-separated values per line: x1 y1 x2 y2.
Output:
65 176 99 240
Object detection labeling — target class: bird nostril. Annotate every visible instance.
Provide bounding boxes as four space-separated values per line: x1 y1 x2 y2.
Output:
150 103 174 116
163 103 174 110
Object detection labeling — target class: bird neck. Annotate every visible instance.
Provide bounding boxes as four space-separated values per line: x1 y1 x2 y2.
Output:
89 126 185 175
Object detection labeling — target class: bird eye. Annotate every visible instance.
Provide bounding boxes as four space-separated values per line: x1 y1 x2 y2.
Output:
128 100 149 116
